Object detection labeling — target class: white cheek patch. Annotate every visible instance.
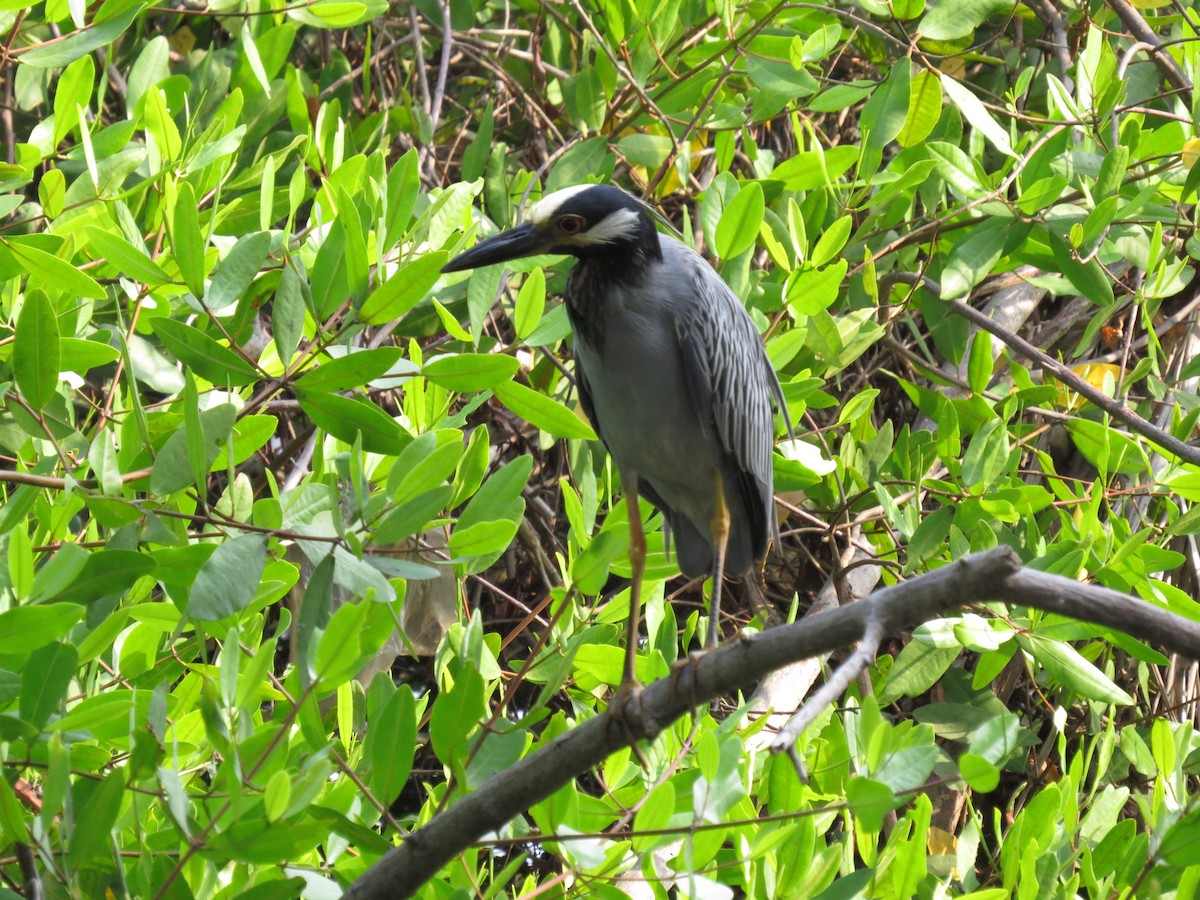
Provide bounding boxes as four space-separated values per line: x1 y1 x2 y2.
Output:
576 208 640 245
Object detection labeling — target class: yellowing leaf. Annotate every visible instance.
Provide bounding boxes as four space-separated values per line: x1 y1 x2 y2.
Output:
1183 137 1200 169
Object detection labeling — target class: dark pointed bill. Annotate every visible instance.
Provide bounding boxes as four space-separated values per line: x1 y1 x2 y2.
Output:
441 222 546 273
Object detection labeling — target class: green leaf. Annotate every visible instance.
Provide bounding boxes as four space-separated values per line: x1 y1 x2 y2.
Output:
363 684 416 802
206 231 271 312
1021 634 1134 705
0 605 85 654
13 290 61 409
1066 418 1149 478
360 252 448 324
19 4 141 67
633 781 675 851
514 267 546 340
862 60 910 165
9 242 105 299
958 752 999 791
310 220 348 318
52 54 95 145
1017 175 1069 215
189 534 268 621
918 0 1012 41
152 318 260 385
143 84 181 160
87 227 172 285
941 219 1008 300
457 455 532 533
714 181 764 259
810 214 851 268
151 404 238 495
845 777 894 833
295 348 403 393
20 642 78 729
53 550 156 605
1049 231 1115 306
263 770 291 823
183 372 206 492
294 390 405 454
373 486 453 544
430 666 484 764
880 641 959 704
897 70 942 147
448 519 519 558
39 168 65 218
29 544 89 604
786 260 845 315
388 434 463 505
60 337 120 373
461 100 494 182
493 380 597 440
67 769 125 867
423 353 520 392
940 74 1013 157
966 331 993 395
173 181 207 297
273 262 306 362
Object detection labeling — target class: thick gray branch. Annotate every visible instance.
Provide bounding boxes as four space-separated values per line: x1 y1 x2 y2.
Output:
343 548 1200 899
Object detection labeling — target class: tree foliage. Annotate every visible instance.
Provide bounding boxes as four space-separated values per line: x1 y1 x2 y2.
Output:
1 0 1199 897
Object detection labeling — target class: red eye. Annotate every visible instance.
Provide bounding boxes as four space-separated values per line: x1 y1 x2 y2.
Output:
558 215 585 235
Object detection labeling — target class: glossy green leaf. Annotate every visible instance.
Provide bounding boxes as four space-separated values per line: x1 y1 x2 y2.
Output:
845 777 894 833
13 290 60 409
152 318 260 385
514 267 546 340
430 666 484 764
53 550 155 605
10 242 105 299
492 380 597 440
143 84 182 160
20 642 78 729
295 348 403 393
273 261 306 362
151 404 238 495
87 227 172 285
19 5 140 67
52 54 94 145
360 252 448 325
897 70 942 148
189 534 268 620
207 231 271 311
714 181 764 259
941 219 1008 300
1021 634 1134 705
67 770 125 866
423 353 519 392
294 390 405 455
918 0 1012 41
0 605 85 654
173 181 207 297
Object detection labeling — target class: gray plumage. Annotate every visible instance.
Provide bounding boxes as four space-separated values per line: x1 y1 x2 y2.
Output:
568 235 785 579
442 183 788 665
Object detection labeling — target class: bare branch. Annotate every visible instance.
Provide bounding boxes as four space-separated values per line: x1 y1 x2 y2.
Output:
343 547 1200 899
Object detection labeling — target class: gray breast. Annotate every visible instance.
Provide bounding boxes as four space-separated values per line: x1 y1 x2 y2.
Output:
567 241 763 578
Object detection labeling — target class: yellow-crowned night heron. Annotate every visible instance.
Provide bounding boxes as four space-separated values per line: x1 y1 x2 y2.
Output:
442 184 789 686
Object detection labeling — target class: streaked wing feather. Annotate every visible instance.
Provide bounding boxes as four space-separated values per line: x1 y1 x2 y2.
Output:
676 256 784 548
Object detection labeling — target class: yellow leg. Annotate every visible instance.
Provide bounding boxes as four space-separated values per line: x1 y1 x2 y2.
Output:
623 474 647 685
707 471 731 649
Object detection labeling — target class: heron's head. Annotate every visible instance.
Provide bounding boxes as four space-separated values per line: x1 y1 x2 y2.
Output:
441 184 662 273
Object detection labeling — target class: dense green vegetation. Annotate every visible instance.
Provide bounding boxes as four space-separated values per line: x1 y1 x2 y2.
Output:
2 0 1200 896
